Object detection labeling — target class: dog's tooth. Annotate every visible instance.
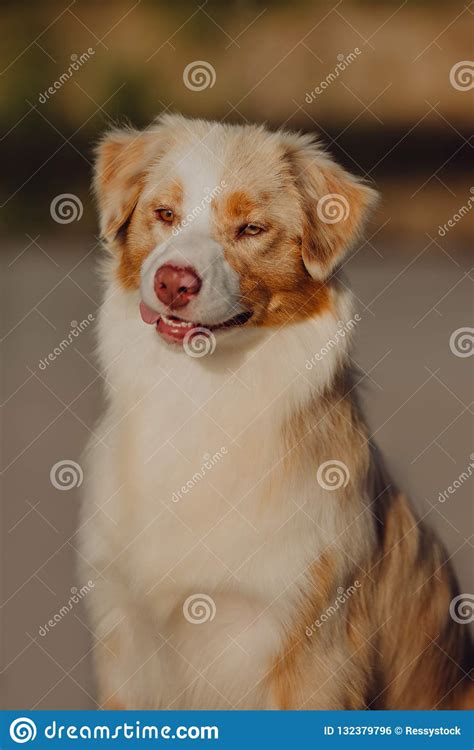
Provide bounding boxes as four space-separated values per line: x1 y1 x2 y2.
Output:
161 313 195 328
175 319 194 328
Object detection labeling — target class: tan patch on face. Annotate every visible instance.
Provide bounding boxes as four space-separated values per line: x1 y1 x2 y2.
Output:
168 179 184 208
224 190 261 221
214 185 332 328
116 205 156 290
239 268 331 328
235 237 332 328
117 243 154 290
116 178 184 290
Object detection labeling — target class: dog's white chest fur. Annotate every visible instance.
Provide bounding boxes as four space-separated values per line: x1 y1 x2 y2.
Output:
79 282 355 707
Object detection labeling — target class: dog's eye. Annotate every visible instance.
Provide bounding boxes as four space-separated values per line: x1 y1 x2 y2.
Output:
239 224 264 237
155 208 174 223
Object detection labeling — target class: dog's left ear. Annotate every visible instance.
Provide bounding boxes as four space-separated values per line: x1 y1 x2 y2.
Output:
284 135 378 280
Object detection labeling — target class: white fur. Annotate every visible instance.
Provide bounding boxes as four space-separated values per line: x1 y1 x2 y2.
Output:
78 264 372 708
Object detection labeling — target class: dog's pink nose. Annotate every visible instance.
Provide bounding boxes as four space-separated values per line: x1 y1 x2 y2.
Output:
154 264 202 309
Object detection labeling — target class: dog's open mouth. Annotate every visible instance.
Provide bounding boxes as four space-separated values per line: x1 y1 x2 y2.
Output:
139 302 253 345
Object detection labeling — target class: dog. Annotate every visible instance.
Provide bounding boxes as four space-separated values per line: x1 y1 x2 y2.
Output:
78 114 473 710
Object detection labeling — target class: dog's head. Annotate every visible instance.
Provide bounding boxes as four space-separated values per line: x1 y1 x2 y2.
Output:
94 114 377 349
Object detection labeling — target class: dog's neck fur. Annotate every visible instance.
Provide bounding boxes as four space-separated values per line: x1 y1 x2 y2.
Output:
91 268 375 593
98 265 356 422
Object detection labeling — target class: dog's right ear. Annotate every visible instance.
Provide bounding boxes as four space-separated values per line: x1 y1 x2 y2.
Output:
93 127 157 244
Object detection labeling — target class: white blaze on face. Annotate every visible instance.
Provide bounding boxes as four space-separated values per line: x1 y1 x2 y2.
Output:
140 137 244 326
176 138 221 235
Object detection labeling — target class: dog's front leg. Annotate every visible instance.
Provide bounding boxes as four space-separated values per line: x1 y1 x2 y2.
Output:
84 578 166 710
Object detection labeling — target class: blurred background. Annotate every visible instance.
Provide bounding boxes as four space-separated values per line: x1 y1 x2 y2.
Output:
1 0 473 709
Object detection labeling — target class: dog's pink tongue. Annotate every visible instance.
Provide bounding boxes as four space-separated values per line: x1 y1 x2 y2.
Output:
139 301 160 325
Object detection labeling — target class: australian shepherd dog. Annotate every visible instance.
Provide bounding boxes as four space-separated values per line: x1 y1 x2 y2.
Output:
78 114 472 710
